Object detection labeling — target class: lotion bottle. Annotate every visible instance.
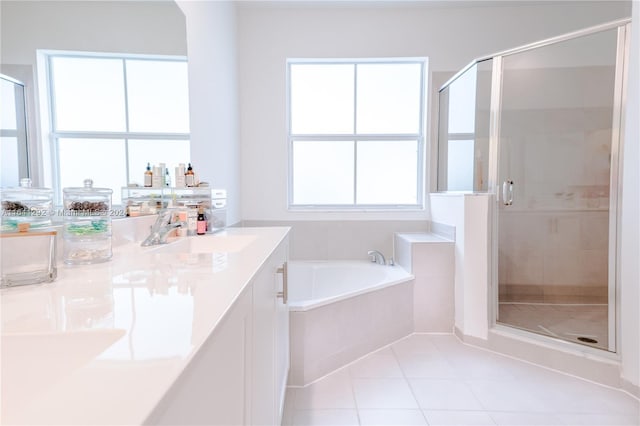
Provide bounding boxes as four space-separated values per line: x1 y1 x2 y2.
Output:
175 164 186 188
152 165 163 188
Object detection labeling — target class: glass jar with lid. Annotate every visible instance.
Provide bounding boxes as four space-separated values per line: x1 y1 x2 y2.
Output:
1 178 53 231
63 179 113 265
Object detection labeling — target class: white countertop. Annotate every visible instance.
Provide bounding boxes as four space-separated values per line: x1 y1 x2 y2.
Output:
1 227 289 425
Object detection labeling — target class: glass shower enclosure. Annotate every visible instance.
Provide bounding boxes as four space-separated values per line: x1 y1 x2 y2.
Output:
437 19 631 352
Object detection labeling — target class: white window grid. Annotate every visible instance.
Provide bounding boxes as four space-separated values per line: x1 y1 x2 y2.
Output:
45 51 190 204
286 58 427 210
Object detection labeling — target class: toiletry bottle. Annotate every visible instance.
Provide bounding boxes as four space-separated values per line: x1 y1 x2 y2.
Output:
187 207 197 236
144 163 153 187
159 163 167 186
152 165 163 188
175 163 186 188
165 169 171 187
197 206 206 235
185 163 195 187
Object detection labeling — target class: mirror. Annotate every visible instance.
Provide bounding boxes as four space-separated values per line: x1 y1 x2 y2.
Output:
0 74 29 187
1 1 187 196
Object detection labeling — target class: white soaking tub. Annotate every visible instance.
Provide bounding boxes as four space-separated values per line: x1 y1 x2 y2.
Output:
288 261 413 311
287 261 414 386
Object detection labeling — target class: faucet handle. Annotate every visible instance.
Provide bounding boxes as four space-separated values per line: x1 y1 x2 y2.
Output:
367 250 377 263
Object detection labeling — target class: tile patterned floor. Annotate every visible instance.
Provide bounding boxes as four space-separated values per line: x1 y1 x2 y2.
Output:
282 334 639 426
498 303 608 350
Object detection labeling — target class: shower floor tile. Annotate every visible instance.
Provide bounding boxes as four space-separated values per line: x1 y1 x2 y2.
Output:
497 303 608 349
282 334 639 426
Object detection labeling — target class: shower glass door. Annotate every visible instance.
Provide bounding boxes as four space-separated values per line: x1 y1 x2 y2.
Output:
495 27 622 351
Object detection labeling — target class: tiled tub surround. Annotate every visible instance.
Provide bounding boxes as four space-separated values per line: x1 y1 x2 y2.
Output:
288 263 414 386
288 233 455 386
395 233 456 333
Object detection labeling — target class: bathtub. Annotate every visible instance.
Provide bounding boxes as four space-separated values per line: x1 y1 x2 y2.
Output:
288 261 413 311
287 261 414 386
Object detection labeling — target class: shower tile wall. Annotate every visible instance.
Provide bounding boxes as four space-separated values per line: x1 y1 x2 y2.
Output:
499 211 609 303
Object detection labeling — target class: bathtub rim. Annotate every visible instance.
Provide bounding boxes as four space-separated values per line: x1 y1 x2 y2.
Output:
287 260 414 312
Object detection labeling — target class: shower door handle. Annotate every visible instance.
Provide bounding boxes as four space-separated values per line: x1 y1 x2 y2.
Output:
276 262 288 304
502 180 514 206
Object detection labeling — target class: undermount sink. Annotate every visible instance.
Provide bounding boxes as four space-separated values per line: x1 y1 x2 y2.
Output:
147 233 257 254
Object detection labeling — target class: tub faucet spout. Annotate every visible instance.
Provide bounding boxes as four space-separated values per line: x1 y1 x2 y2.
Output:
367 250 386 265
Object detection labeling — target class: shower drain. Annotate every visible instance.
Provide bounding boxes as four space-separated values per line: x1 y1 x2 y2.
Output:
577 337 598 344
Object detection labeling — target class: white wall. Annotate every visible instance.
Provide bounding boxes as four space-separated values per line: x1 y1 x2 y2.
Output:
237 1 630 222
176 1 241 225
0 1 186 64
430 193 491 339
620 0 640 391
430 194 466 329
463 195 491 339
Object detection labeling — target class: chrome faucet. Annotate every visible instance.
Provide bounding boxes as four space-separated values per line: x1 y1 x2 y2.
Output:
367 250 386 265
141 209 186 247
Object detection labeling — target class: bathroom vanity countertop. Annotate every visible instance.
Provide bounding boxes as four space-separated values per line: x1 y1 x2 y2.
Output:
0 226 290 425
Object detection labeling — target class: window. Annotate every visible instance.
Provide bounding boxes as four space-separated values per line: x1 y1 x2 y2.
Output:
440 63 477 192
287 59 426 208
437 60 492 192
45 52 190 204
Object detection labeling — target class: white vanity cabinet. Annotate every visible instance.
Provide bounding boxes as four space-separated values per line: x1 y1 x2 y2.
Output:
252 238 289 426
148 287 254 425
1 228 291 426
146 233 289 426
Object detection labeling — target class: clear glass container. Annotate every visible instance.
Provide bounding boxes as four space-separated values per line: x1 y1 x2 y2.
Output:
1 178 53 231
1 228 57 287
63 179 113 265
121 187 166 216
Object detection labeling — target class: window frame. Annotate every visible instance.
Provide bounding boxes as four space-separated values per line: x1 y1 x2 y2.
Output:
286 58 428 211
43 50 190 204
0 74 29 187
